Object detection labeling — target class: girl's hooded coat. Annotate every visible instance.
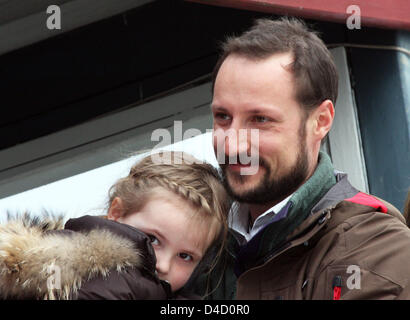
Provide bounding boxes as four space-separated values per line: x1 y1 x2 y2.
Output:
0 214 172 299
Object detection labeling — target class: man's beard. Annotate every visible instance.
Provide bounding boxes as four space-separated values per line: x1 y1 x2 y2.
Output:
220 134 310 205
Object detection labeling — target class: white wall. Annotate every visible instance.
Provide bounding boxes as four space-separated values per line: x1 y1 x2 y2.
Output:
0 132 217 223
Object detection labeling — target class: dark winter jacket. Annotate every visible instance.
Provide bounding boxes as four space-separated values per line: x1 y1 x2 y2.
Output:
0 214 173 300
193 152 410 300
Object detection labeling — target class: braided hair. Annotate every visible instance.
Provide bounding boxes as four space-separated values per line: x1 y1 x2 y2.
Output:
107 151 230 247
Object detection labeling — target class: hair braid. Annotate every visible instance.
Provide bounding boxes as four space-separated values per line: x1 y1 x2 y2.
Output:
131 173 213 215
109 152 229 221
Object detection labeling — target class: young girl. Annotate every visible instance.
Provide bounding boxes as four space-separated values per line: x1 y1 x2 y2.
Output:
0 151 230 299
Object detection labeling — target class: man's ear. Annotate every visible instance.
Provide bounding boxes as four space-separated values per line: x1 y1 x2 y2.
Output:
311 99 335 140
107 197 125 221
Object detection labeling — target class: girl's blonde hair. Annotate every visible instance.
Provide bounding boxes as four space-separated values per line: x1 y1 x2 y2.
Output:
108 150 231 254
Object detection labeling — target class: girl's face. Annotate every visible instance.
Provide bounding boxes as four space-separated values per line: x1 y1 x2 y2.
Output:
109 189 217 292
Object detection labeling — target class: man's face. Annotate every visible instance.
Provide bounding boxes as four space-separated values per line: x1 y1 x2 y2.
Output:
212 53 312 205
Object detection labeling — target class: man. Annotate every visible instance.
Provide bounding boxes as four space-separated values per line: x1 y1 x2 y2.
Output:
194 17 410 300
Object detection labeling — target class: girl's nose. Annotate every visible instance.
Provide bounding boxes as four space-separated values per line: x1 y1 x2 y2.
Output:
155 254 171 276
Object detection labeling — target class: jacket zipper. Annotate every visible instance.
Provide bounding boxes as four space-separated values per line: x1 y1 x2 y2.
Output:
259 208 333 266
236 208 334 290
332 276 342 300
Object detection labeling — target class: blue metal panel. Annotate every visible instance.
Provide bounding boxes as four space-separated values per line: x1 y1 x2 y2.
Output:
349 29 410 212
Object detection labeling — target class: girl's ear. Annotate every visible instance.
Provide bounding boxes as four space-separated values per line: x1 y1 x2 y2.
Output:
107 197 125 221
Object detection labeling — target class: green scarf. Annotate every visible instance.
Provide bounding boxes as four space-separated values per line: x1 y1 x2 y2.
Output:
257 151 336 258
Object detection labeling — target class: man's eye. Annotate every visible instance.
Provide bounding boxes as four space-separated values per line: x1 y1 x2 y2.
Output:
253 116 270 123
214 113 231 121
148 235 159 246
178 253 193 262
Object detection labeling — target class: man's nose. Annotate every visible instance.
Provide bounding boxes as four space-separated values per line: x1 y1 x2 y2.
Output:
224 128 250 159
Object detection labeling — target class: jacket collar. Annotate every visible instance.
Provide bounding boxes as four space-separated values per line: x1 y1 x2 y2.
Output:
0 214 144 299
65 215 158 279
250 172 404 270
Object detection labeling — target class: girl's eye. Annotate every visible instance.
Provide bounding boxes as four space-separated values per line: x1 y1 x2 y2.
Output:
178 253 193 262
148 235 159 246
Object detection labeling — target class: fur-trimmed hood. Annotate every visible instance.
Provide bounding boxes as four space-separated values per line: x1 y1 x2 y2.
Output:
0 214 145 300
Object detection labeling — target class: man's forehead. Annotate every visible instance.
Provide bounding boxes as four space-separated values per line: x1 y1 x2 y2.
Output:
211 102 285 119
222 52 295 71
215 53 296 94
213 54 298 111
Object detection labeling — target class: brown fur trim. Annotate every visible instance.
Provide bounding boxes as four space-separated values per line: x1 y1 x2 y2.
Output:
0 214 141 299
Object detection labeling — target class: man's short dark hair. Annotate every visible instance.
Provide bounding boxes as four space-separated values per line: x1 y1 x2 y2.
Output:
212 17 339 113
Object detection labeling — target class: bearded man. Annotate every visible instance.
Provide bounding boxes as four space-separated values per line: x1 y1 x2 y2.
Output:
193 17 410 300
